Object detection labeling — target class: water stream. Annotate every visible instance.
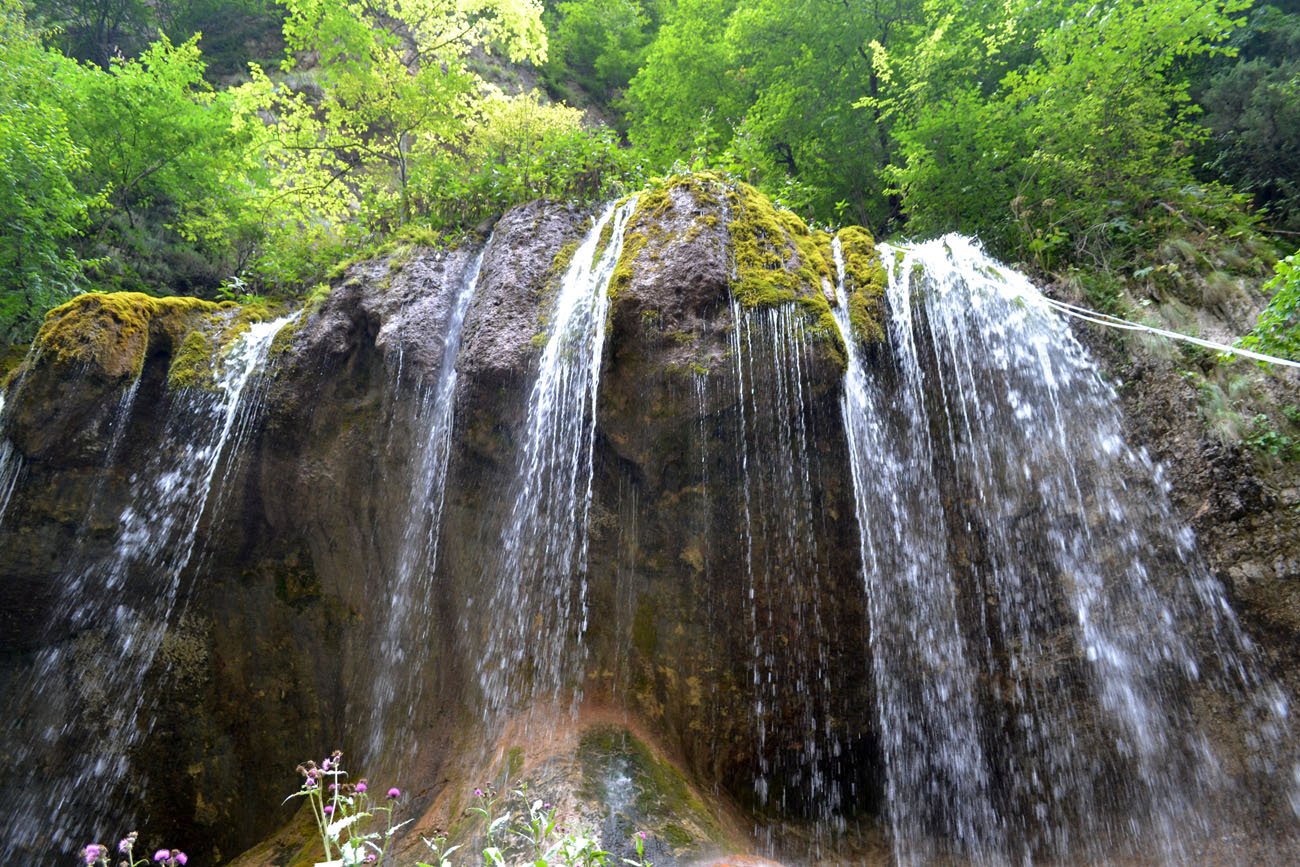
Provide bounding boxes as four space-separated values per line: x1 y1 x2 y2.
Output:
366 245 488 767
0 391 20 524
0 313 294 859
479 198 638 719
729 300 843 843
830 233 1292 864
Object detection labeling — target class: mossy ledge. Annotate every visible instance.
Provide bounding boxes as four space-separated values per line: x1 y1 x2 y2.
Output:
607 173 895 368
837 224 889 345
31 292 222 382
167 299 291 391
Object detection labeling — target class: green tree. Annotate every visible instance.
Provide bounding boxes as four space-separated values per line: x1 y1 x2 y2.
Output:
55 35 264 293
884 0 1251 267
0 0 98 343
241 0 547 239
626 0 922 230
1195 3 1300 233
541 0 661 125
1241 251 1300 360
26 0 153 67
625 0 745 169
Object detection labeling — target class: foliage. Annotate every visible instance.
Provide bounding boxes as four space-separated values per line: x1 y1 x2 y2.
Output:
1240 252 1300 361
0 0 98 344
1194 3 1300 233
420 784 652 867
882 0 1251 269
56 35 263 293
288 751 408 866
624 0 745 171
540 0 662 125
286 752 653 867
417 91 646 229
78 831 187 866
27 0 154 67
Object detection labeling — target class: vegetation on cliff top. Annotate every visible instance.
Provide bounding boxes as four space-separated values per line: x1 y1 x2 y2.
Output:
4 0 1300 368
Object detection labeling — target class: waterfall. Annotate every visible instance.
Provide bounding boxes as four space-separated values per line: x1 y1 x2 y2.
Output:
0 313 294 860
729 300 843 844
0 391 20 524
831 233 1293 864
366 245 487 766
479 198 637 718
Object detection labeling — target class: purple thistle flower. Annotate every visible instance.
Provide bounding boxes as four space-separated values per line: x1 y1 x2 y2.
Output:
387 787 401 799
174 852 188 865
81 844 103 864
356 780 368 793
474 788 483 797
323 805 334 815
637 830 647 840
154 850 170 862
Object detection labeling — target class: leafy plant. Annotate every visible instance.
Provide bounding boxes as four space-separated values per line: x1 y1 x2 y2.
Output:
1240 252 1300 362
78 832 186 866
287 751 409 866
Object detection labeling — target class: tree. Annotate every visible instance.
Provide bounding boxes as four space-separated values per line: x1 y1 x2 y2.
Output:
541 0 659 125
0 0 98 343
241 0 548 236
53 35 264 293
883 0 1251 267
1195 4 1300 233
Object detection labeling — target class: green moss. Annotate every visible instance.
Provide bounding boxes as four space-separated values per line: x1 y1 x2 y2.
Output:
506 746 526 779
723 182 846 365
1 344 28 386
611 172 733 303
33 292 221 380
165 298 293 391
836 225 888 344
168 328 220 390
610 229 649 300
577 725 726 852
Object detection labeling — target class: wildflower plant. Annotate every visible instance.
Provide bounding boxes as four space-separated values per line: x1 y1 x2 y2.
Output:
419 784 650 867
288 750 410 866
78 832 187 866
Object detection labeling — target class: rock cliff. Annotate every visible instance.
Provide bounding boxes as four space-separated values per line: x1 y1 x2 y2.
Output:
0 175 1297 864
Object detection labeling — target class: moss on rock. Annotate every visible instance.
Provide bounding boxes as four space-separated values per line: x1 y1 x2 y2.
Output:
578 725 727 857
723 181 847 364
32 292 221 381
837 225 888 345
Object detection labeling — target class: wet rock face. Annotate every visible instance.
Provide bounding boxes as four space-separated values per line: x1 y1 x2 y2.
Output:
592 179 876 819
0 182 879 860
36 177 1300 864
1088 343 1300 669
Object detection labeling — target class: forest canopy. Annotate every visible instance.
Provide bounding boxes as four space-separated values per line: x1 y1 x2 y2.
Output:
2 0 1299 347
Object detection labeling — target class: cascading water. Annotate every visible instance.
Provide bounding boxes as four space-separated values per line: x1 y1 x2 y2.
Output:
479 199 637 718
365 245 487 767
0 391 21 524
0 313 294 860
728 300 843 845
830 233 1294 864
830 238 1003 863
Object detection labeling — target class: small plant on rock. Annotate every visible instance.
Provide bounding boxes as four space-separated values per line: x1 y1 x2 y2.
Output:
78 832 187 865
418 784 652 867
288 750 409 865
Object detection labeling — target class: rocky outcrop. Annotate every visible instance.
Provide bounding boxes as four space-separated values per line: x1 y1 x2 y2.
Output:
2 174 1298 865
